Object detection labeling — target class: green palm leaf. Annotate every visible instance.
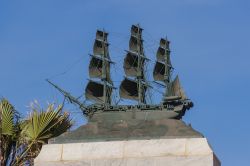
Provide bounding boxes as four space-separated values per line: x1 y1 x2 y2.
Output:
0 99 21 166
1 99 15 136
21 104 72 144
1 99 73 165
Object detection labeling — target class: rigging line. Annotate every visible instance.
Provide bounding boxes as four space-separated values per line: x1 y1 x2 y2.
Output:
110 45 126 55
144 46 157 54
144 41 158 47
102 79 169 83
109 31 130 39
63 107 84 113
49 85 60 104
144 40 158 49
62 96 66 108
68 111 83 114
86 91 105 103
111 80 123 82
111 35 129 47
144 38 159 48
113 65 120 74
113 57 124 67
113 68 124 74
47 55 85 80
144 65 155 74
109 34 129 54
146 89 153 104
144 46 157 56
113 63 124 73
151 87 165 95
144 47 156 55
144 45 157 54
145 71 149 80
113 90 120 105
110 53 125 61
115 97 122 105
143 30 159 45
112 60 123 67
111 93 116 105
111 59 124 69
111 54 124 61
76 94 84 100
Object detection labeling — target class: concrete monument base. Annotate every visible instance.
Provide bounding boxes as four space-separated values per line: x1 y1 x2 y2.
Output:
35 138 220 166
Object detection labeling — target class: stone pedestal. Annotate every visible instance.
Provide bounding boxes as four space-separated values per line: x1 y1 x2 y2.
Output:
35 117 220 166
35 138 220 166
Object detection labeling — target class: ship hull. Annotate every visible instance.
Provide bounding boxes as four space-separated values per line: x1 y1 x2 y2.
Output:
89 109 184 122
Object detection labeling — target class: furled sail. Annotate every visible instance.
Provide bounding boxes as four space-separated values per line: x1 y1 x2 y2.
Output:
153 38 172 83
120 24 147 104
85 30 113 104
168 75 187 100
85 80 113 104
120 78 147 103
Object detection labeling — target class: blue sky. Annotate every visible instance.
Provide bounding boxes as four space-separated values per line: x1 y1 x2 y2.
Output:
0 0 250 165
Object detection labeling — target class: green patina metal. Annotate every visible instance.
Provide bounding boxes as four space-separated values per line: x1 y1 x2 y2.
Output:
51 118 202 143
47 24 196 142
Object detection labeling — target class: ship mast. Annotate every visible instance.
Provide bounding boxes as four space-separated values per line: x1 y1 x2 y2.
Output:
153 37 173 98
85 30 113 105
153 37 189 101
136 24 144 105
163 37 172 97
119 24 148 105
102 29 108 105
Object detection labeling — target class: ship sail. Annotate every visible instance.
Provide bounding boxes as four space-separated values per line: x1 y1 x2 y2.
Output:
93 30 110 57
123 51 146 78
89 55 112 83
85 30 113 104
119 24 147 104
153 61 166 81
85 80 113 104
168 75 187 100
119 77 147 103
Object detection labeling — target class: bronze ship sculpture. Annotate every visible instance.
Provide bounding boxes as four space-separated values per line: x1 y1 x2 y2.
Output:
47 24 193 120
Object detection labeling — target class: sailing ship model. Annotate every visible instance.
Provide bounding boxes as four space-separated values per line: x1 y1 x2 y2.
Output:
47 24 193 120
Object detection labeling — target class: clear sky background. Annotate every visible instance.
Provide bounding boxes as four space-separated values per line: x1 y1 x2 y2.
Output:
1 0 250 165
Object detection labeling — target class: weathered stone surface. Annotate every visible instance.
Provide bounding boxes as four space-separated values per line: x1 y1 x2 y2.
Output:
51 118 203 143
35 117 220 166
35 138 220 166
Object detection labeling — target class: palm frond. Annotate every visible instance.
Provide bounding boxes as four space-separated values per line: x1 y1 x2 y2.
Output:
1 99 16 136
21 103 72 144
0 98 20 166
1 100 73 165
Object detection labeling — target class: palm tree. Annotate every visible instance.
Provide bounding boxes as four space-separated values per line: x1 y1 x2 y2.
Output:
0 99 72 166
